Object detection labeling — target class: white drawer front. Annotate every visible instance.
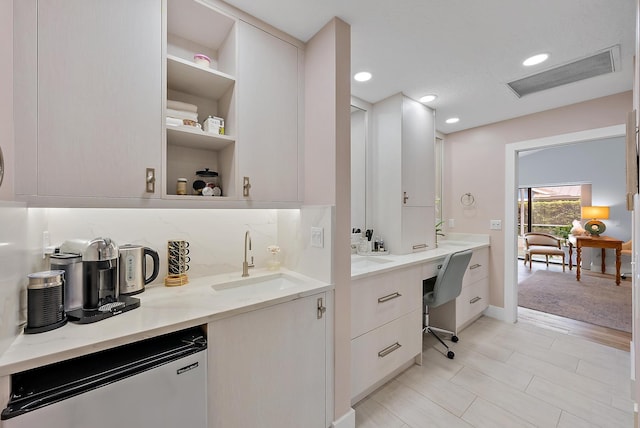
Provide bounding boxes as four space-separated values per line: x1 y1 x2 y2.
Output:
351 266 422 339
463 247 489 288
351 310 422 399
456 277 489 328
421 259 443 280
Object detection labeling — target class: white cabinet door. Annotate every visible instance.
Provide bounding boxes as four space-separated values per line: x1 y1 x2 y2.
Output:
401 206 436 253
401 97 435 208
372 93 436 255
33 0 162 198
208 293 327 428
237 21 300 202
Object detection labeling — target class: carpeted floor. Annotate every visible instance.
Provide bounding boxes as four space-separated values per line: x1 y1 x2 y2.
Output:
518 270 632 333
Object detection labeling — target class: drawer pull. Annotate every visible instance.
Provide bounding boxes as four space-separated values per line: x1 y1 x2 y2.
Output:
413 244 428 250
378 342 402 358
378 292 402 303
469 263 482 270
469 296 482 304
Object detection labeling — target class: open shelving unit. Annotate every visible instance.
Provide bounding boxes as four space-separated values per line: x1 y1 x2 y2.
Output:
165 0 237 199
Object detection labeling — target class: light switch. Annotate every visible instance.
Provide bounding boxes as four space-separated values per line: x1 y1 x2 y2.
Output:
311 227 324 248
448 219 455 228
490 220 502 230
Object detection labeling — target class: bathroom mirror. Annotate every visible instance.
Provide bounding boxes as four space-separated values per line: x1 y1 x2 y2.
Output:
351 102 368 230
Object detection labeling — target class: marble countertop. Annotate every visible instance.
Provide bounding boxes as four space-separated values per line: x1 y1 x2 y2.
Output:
0 268 331 376
351 235 490 280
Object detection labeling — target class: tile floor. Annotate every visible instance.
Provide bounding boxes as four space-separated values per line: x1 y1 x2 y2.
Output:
354 315 634 427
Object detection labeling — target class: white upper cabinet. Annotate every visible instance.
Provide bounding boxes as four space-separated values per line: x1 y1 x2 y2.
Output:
16 0 162 199
372 93 436 254
401 97 435 207
237 21 301 202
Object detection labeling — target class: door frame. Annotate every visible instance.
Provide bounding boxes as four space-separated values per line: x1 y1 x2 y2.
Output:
503 124 626 323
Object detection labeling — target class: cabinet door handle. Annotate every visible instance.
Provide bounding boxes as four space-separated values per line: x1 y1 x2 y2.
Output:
378 292 402 303
469 263 482 270
469 296 481 304
243 176 251 197
146 168 156 193
413 244 428 250
317 297 326 319
378 342 402 358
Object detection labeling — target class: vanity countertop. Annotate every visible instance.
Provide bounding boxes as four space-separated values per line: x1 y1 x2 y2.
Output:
0 269 331 376
351 235 490 280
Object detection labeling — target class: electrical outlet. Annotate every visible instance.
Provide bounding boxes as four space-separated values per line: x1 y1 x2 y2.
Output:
311 227 324 248
490 220 502 230
448 218 455 228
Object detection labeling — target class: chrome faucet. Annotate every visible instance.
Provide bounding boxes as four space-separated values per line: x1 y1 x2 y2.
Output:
242 230 253 277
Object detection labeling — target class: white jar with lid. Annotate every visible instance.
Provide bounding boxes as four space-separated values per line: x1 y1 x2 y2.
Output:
176 178 187 195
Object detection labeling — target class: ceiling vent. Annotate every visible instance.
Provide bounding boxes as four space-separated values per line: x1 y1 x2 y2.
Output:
507 46 619 98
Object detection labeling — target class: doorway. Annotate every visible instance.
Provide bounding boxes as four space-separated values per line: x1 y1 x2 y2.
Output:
503 125 626 323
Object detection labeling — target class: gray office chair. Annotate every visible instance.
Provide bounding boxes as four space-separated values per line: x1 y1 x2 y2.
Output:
423 249 472 359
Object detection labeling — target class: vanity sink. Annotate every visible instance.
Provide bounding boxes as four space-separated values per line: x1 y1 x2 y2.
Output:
212 273 304 294
351 256 393 269
437 241 473 247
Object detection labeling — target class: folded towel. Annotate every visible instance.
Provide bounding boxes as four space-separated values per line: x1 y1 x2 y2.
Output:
165 117 183 127
166 108 198 122
167 100 198 113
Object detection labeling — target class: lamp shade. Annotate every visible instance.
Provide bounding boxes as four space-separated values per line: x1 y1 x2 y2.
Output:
581 206 609 220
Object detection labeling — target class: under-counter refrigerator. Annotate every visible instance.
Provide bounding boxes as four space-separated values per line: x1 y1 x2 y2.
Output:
1 327 207 427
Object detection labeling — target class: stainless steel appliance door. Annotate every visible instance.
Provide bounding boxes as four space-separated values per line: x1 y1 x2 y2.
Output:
4 350 207 428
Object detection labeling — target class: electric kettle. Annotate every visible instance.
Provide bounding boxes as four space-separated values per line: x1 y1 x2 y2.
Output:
118 244 160 295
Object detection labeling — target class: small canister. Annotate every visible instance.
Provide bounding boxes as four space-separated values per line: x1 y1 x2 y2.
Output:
177 178 188 195
50 253 82 311
25 270 67 334
195 168 222 196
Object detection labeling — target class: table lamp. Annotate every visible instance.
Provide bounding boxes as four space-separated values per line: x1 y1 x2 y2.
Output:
581 206 609 236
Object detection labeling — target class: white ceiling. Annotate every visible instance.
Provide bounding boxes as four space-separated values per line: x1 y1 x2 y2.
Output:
222 0 636 134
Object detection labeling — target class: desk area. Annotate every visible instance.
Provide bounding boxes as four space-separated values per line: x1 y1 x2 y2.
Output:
568 235 623 285
349 234 490 403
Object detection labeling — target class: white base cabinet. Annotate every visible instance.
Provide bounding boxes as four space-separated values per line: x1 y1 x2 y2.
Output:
208 292 329 428
429 247 490 334
350 265 427 403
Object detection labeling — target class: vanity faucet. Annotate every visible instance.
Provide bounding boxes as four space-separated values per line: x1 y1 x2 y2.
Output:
242 230 254 277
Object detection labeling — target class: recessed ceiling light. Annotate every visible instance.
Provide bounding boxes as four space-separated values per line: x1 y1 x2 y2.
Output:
419 94 437 103
523 53 549 66
445 117 460 124
354 71 372 82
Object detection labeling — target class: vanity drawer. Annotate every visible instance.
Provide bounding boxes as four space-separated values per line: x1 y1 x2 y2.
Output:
462 247 489 288
456 277 489 328
351 309 421 400
351 266 422 339
421 259 443 280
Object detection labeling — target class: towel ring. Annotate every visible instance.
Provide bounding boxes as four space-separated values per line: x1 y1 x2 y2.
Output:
0 145 4 189
460 193 475 207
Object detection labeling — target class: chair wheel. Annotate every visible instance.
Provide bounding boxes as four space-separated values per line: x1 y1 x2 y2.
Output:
451 335 459 343
447 351 455 359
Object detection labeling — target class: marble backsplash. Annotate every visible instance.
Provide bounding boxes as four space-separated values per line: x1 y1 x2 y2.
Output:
0 202 27 353
2 205 333 349
28 208 314 282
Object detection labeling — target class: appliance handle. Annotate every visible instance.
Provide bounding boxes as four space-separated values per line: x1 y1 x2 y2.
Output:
144 248 160 285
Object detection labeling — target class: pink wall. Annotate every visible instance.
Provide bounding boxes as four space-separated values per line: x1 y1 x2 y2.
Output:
305 18 353 422
444 91 632 308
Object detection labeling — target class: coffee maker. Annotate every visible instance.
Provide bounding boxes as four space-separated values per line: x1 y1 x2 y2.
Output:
61 237 140 323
